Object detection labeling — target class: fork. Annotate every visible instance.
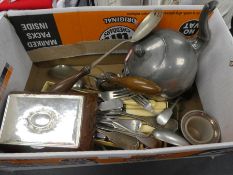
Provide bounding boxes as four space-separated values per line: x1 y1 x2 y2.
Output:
97 119 149 138
99 89 136 101
132 95 155 113
99 89 155 113
98 111 160 129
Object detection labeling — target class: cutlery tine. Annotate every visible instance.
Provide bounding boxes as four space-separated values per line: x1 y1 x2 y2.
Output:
112 88 128 93
132 95 155 113
99 89 136 100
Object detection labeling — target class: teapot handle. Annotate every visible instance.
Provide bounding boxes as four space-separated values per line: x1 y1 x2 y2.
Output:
196 1 218 46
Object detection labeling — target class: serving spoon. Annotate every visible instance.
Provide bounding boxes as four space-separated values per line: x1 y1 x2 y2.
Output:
50 11 163 93
153 128 190 146
156 98 181 126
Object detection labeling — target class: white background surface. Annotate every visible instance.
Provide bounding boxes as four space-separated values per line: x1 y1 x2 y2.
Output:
0 17 32 114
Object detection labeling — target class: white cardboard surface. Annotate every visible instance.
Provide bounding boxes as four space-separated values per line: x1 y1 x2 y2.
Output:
196 10 233 142
0 17 32 114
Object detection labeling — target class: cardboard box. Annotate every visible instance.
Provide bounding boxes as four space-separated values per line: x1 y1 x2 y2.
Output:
0 5 233 166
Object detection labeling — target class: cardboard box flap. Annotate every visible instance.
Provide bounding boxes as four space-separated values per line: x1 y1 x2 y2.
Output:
7 5 203 55
0 17 32 114
196 9 233 142
28 40 131 62
7 5 203 16
0 142 231 160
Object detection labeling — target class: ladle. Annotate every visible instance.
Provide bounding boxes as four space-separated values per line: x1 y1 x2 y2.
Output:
50 11 163 93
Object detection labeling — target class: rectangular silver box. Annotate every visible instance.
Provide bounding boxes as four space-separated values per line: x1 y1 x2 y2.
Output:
0 94 84 149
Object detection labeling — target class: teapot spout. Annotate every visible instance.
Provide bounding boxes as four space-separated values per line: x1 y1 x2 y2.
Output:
192 1 218 52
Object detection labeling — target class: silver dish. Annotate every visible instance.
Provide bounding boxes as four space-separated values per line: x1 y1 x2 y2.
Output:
180 110 221 145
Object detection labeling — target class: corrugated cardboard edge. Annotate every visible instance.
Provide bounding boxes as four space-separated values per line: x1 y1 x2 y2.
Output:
0 142 232 160
7 5 203 16
28 40 131 62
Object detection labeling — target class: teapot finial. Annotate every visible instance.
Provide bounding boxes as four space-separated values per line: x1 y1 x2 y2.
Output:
192 1 218 52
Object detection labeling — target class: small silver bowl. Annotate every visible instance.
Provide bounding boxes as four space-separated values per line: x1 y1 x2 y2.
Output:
181 110 221 145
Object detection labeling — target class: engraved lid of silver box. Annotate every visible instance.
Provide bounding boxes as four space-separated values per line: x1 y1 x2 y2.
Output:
0 94 84 149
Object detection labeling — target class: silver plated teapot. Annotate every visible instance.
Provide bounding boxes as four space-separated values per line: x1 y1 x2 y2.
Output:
124 1 218 98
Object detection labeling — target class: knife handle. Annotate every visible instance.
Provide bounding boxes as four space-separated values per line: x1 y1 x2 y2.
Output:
125 108 156 117
107 76 161 95
124 99 167 108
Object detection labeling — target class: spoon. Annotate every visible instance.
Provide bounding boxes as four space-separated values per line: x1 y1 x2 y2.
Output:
48 65 77 79
153 128 190 146
50 11 163 93
98 119 162 148
156 98 181 126
113 118 163 148
109 117 186 146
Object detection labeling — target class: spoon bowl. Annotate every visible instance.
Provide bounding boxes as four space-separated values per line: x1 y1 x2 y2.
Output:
130 11 163 42
48 65 77 79
153 128 189 146
156 98 181 126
